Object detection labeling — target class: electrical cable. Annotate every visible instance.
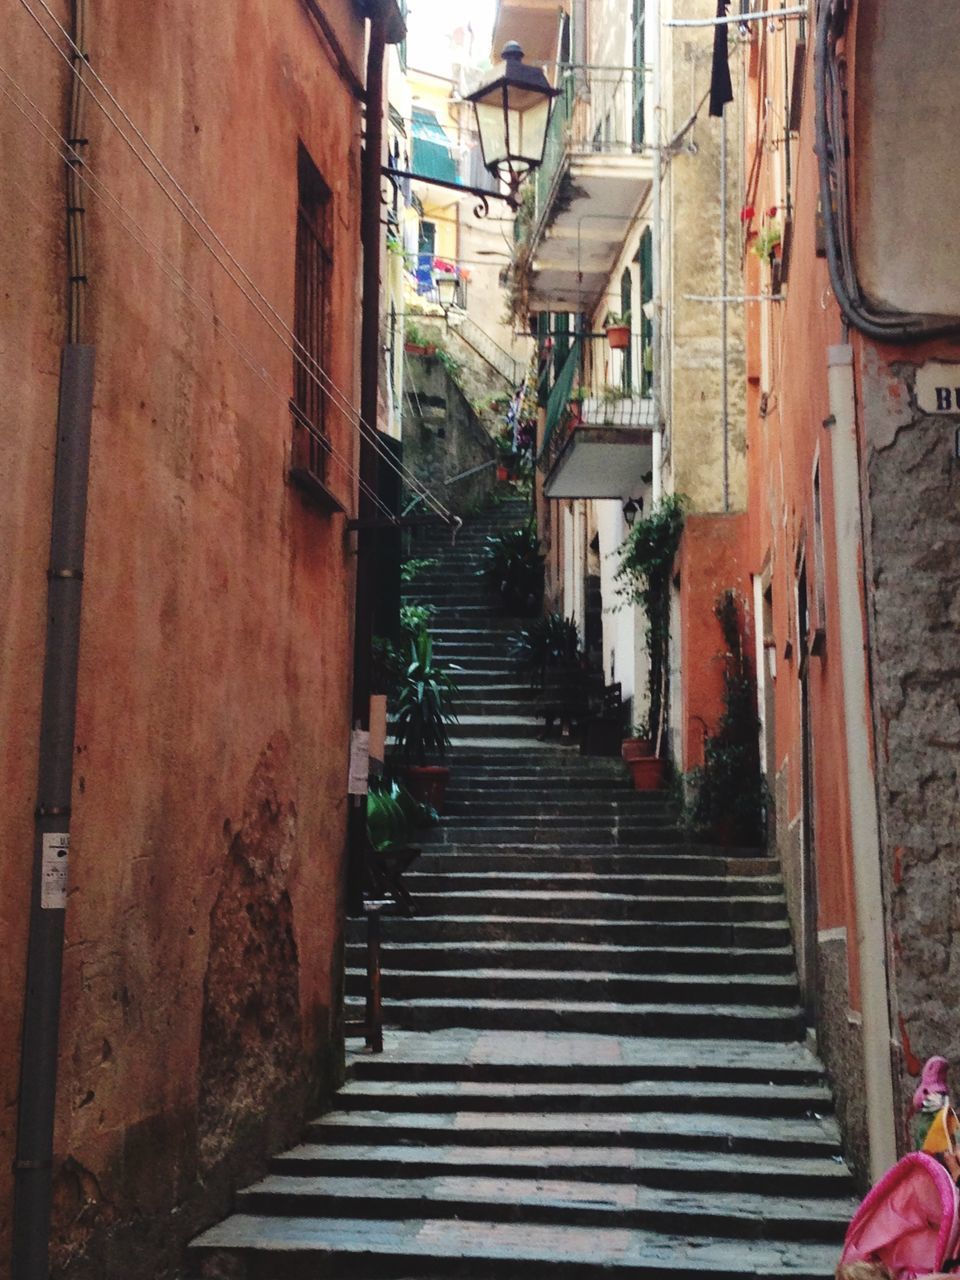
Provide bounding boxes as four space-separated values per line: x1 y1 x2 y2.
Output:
16 0 456 520
0 71 400 526
814 0 960 342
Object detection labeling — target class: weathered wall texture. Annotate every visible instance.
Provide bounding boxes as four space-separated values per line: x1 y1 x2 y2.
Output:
1 0 365 1272
402 352 497 514
860 353 960 1132
742 20 869 1179
661 1 746 516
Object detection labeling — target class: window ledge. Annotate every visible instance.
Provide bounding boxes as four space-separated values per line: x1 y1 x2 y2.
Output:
289 466 346 515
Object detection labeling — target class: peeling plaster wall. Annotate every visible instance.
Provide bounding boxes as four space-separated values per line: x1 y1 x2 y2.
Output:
1 1 362 1273
860 352 960 1124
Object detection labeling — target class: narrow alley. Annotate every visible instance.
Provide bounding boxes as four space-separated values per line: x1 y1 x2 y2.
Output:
5 0 960 1275
191 503 857 1277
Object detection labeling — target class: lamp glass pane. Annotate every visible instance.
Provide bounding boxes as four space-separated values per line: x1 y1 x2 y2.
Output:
518 98 550 164
474 98 508 169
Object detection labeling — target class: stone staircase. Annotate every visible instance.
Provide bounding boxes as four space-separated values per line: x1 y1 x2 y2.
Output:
190 500 858 1279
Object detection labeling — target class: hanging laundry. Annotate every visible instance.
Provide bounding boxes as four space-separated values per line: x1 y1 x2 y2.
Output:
709 0 735 117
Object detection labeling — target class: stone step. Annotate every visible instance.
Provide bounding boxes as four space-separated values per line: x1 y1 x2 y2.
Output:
344 995 806 1039
346 1030 826 1086
189 1213 846 1279
422 827 686 846
334 1078 828 1114
351 916 791 948
419 842 763 859
343 968 799 1009
401 871 782 897
432 813 676 830
388 890 787 922
411 854 770 877
344 942 797 976
233 1173 851 1242
268 1141 854 1197
305 1107 841 1158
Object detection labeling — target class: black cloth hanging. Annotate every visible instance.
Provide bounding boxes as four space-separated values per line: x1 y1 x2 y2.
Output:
709 0 734 117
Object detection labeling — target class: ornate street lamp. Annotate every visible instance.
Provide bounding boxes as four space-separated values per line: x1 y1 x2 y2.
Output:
465 42 559 211
435 272 459 313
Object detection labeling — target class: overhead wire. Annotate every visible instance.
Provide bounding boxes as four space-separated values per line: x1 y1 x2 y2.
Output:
0 69 399 525
16 0 456 521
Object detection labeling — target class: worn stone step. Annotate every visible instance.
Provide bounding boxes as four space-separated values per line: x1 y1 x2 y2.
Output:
189 1212 845 1279
411 853 774 878
344 967 799 1009
344 942 796 976
305 1108 841 1157
344 995 806 1039
403 872 780 898
423 827 686 846
420 842 764 859
402 891 787 922
346 1031 826 1086
334 1078 826 1118
352 915 791 947
269 1142 854 1197
234 1173 852 1242
434 810 676 827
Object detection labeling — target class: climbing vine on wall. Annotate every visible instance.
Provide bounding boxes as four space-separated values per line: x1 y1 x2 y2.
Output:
614 493 686 748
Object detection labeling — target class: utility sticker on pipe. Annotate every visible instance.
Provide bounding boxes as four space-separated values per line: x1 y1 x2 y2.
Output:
41 833 69 909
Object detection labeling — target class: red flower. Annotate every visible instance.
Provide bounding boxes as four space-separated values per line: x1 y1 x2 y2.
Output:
767 205 778 217
740 204 755 222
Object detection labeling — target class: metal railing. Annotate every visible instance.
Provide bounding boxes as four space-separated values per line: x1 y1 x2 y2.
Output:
447 312 524 387
534 64 652 225
538 332 655 478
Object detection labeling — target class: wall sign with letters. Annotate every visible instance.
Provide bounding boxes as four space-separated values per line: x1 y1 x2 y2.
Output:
916 362 960 415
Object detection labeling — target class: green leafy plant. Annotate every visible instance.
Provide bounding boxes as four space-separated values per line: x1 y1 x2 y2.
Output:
393 628 459 766
603 310 631 328
753 219 782 260
436 347 461 380
510 613 581 683
685 592 767 846
477 522 545 616
400 557 438 583
614 493 687 750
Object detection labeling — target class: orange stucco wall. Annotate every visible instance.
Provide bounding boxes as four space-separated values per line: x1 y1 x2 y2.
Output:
0 1 365 1272
677 514 751 772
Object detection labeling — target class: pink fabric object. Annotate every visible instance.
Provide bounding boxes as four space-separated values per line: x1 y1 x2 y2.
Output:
914 1058 951 1114
840 1153 960 1280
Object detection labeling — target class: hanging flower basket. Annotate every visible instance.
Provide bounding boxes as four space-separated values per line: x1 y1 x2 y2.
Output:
605 325 630 350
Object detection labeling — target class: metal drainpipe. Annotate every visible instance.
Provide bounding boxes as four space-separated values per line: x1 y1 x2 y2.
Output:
346 11 387 913
720 107 729 514
650 0 663 505
13 0 95 1274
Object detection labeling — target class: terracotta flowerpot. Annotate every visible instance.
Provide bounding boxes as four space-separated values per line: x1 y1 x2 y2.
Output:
403 765 450 813
621 737 654 762
403 342 438 356
606 325 630 350
627 756 665 791
496 464 510 482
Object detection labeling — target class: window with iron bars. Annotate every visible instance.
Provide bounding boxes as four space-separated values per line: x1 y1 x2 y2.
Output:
291 143 332 487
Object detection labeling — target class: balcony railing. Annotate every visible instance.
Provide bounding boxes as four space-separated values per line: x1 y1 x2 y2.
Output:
538 333 655 478
533 64 652 227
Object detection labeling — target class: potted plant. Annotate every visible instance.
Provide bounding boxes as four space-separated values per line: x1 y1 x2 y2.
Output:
477 523 545 617
752 219 782 263
604 310 631 350
621 726 654 763
393 627 458 811
404 321 438 357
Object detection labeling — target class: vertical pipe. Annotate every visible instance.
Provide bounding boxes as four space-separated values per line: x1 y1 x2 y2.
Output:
13 345 96 1280
650 0 663 504
347 14 388 911
827 342 897 1182
14 1 93 1270
720 107 729 513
